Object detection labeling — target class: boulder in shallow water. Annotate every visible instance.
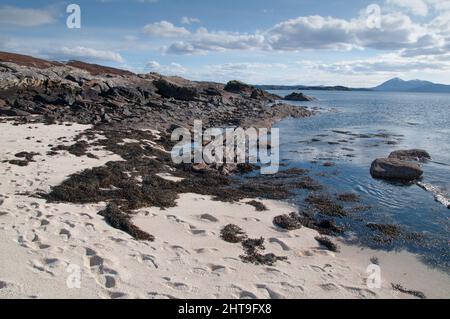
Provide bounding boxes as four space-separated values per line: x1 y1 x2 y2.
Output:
370 158 423 181
284 92 315 101
388 149 431 162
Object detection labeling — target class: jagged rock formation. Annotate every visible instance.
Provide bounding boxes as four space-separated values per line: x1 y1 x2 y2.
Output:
283 92 315 101
0 52 310 130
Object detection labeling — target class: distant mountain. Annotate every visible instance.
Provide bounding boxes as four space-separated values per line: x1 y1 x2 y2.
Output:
257 78 450 94
373 78 450 93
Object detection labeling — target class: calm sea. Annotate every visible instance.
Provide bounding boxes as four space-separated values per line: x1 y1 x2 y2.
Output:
271 90 450 271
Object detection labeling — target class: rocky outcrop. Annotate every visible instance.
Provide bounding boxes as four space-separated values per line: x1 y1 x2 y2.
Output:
224 80 254 95
388 149 431 162
0 51 62 69
250 88 280 101
224 81 279 101
0 51 313 129
283 92 315 101
370 158 423 181
153 78 199 101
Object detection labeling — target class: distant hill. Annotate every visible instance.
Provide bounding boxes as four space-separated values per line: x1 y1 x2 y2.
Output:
255 85 370 91
257 78 450 94
373 78 450 93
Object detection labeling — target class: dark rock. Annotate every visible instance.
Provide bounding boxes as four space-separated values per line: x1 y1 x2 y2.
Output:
154 78 198 101
224 80 253 95
388 149 431 162
250 89 280 101
370 158 423 181
284 92 315 101
0 108 30 116
203 87 222 96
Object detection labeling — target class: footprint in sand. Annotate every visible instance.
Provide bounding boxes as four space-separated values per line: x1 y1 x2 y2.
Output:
268 238 291 251
80 213 93 220
148 292 176 299
170 245 190 256
28 259 55 277
30 202 40 209
240 291 258 299
0 280 21 296
85 223 95 231
208 264 236 275
341 285 377 298
63 220 76 228
131 253 158 269
84 248 120 291
190 229 210 236
320 283 340 292
256 284 286 299
198 214 219 223
165 281 191 292
194 248 219 254
59 229 71 241
40 219 50 227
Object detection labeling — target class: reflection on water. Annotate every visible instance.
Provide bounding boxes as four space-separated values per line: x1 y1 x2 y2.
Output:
273 90 450 270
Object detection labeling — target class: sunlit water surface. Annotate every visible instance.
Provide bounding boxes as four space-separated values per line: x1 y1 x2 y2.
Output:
271 90 450 271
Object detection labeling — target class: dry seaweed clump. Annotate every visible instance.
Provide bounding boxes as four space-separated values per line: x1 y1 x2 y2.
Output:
240 237 287 266
391 283 426 299
305 194 348 217
246 200 268 211
275 211 344 236
98 203 154 241
8 151 40 166
273 213 302 230
315 236 340 252
220 225 287 265
51 140 91 157
220 224 247 243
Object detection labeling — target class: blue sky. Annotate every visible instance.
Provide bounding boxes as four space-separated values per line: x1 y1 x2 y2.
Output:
1 0 449 86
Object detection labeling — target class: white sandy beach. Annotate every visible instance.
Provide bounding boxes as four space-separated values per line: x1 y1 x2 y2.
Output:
0 120 449 299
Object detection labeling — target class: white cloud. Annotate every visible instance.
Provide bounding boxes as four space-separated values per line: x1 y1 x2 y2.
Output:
146 60 187 75
0 5 56 27
424 0 450 12
169 28 266 54
266 15 356 51
315 53 450 75
387 0 429 16
55 46 124 63
181 16 201 25
144 21 190 37
152 8 444 55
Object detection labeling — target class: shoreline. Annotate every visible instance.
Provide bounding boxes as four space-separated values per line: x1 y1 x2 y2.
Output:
0 120 448 299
